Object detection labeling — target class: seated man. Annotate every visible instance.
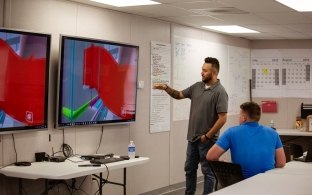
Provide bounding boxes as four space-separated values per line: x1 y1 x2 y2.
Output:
206 101 286 178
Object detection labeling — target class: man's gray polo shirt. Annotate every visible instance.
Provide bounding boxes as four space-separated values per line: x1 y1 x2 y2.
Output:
182 80 228 142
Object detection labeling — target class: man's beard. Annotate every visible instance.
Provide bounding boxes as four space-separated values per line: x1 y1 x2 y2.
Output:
202 73 212 83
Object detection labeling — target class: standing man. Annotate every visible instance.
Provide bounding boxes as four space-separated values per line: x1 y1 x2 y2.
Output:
153 57 228 195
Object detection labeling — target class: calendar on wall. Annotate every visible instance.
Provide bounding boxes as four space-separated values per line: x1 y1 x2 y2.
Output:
251 49 312 98
252 58 280 90
281 58 310 89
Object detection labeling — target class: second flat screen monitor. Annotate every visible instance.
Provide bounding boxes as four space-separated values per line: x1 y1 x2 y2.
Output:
57 36 139 128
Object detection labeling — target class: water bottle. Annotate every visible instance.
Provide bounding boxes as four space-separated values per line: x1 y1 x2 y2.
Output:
128 141 136 159
269 120 275 129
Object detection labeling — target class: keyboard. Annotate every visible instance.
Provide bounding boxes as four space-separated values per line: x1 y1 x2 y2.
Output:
90 157 124 164
80 153 114 160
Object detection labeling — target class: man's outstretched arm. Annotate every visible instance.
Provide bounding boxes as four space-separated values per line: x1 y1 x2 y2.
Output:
153 83 185 99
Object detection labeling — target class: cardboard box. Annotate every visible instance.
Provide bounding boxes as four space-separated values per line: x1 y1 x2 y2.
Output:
308 115 312 132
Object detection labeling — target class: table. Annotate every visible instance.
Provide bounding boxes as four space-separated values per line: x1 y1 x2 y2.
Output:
277 129 312 136
210 173 312 195
265 161 312 175
210 161 312 195
0 157 149 195
277 129 312 149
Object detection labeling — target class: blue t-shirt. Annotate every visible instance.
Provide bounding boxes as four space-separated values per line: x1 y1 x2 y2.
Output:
216 122 283 178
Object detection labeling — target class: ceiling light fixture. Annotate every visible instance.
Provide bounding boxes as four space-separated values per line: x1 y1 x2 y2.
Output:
275 0 312 12
90 0 160 7
202 25 259 33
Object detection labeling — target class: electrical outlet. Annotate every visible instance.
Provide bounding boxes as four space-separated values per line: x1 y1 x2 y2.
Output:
138 80 144 89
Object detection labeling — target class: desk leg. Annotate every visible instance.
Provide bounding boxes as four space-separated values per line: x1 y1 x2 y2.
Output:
93 168 127 195
44 179 48 195
123 168 126 195
19 178 22 195
99 173 103 195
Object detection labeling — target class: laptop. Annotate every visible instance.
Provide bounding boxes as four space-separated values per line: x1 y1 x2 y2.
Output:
294 145 312 162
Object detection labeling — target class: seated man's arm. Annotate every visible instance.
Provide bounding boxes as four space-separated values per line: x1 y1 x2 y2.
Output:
206 144 225 161
275 147 286 168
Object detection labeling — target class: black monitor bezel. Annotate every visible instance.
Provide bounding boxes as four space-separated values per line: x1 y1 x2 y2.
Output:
55 35 139 129
0 28 51 134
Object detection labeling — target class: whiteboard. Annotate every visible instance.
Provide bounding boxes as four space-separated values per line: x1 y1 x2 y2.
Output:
173 36 250 121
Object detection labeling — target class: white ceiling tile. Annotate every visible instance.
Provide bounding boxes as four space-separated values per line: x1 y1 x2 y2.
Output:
213 13 271 25
71 0 115 9
270 31 310 39
241 33 284 40
302 12 312 19
243 24 294 33
123 4 191 18
283 24 312 33
170 1 227 10
256 12 312 24
219 0 292 13
154 0 196 3
162 15 226 27
302 32 312 38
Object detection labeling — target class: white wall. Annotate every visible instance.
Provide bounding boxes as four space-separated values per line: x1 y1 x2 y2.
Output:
254 98 312 129
0 0 250 194
251 40 312 49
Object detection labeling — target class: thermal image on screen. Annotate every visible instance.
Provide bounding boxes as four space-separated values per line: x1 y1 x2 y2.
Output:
58 37 138 127
0 29 50 131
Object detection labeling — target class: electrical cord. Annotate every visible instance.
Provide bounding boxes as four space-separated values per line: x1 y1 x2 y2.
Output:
62 143 73 158
62 129 73 158
92 178 100 195
96 128 104 154
78 176 88 191
52 150 63 157
103 163 109 183
71 176 91 195
11 134 17 162
93 163 109 195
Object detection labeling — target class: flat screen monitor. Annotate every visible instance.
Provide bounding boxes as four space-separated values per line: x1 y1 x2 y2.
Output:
56 35 139 128
0 28 50 134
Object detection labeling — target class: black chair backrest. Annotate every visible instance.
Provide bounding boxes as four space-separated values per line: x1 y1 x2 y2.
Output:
304 144 312 162
290 143 304 158
283 145 291 162
208 161 244 190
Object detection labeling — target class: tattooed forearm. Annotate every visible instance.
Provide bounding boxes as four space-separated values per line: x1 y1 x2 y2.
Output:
165 86 182 99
